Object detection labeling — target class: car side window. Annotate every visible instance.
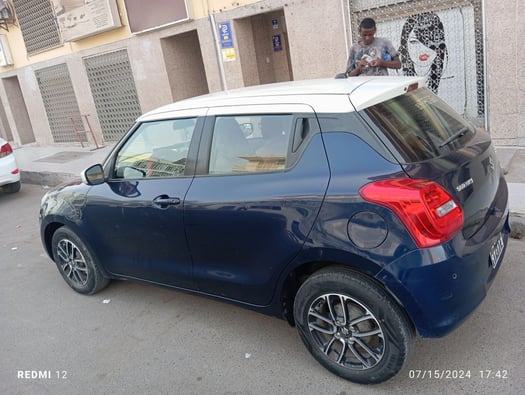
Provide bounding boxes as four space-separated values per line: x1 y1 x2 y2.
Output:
208 115 293 174
113 118 196 179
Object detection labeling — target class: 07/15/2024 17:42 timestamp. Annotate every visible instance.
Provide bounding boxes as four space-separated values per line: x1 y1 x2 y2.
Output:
408 370 509 379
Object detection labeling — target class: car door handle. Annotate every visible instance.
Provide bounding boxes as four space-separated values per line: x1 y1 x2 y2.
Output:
152 195 181 209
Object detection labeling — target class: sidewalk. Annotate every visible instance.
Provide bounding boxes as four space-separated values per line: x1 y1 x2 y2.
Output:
12 143 525 215
14 143 113 187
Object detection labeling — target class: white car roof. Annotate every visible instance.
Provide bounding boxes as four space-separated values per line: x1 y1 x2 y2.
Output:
138 76 426 121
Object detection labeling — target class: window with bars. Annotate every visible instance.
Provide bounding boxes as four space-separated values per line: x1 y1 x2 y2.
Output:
84 49 142 142
35 63 83 144
13 0 61 55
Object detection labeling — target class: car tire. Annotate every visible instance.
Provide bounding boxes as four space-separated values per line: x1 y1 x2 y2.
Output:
293 267 414 384
2 181 21 193
51 226 110 295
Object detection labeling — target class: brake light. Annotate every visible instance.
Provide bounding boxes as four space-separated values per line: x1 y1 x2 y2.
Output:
359 178 464 248
407 82 418 92
0 142 13 158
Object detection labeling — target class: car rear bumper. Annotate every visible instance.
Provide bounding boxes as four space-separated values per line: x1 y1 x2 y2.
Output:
0 155 20 186
376 211 510 338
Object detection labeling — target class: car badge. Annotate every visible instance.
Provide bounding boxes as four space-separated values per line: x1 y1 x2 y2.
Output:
456 177 474 192
488 156 495 172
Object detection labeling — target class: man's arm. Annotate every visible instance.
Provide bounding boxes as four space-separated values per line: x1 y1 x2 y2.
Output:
345 45 364 76
347 57 368 76
369 55 401 70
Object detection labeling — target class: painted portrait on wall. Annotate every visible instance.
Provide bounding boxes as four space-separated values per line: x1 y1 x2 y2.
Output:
377 9 467 115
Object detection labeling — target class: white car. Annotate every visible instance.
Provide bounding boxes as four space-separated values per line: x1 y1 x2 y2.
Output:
0 137 21 193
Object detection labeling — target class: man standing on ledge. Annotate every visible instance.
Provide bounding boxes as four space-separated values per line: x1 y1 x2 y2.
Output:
346 17 401 77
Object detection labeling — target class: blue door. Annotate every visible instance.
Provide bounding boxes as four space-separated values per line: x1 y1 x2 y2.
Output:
84 118 200 288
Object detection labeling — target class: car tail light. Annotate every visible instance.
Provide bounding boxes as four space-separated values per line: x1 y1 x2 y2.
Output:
0 142 13 158
359 178 464 248
406 82 419 92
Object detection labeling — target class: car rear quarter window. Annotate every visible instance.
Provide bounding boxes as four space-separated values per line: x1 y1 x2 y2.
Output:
363 88 475 162
208 115 293 174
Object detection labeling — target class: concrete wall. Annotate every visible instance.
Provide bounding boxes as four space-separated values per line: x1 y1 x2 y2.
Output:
284 0 349 80
485 0 525 146
1 77 31 144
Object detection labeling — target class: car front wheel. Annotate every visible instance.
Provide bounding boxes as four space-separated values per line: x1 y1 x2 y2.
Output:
51 226 109 295
293 267 414 384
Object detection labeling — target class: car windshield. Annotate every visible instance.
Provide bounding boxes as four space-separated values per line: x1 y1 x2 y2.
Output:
363 88 475 162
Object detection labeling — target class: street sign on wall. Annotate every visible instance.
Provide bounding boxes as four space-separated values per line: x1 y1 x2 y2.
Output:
218 21 236 61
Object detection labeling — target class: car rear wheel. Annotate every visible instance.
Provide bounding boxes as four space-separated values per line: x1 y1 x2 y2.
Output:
293 267 414 384
2 181 20 193
51 226 109 295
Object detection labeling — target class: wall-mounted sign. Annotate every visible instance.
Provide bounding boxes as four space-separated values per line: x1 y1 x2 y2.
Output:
0 34 12 66
221 47 236 62
52 0 122 42
272 18 278 29
218 21 236 61
218 21 234 48
272 34 282 52
124 0 189 34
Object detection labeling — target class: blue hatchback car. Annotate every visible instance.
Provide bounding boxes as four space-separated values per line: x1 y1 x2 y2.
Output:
39 77 509 384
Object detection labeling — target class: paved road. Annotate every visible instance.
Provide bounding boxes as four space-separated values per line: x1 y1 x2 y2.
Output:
1 184 524 395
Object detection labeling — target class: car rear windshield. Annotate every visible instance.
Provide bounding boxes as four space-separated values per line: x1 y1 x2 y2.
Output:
363 88 475 162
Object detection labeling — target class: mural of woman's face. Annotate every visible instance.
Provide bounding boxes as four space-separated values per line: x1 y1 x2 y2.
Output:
407 29 436 75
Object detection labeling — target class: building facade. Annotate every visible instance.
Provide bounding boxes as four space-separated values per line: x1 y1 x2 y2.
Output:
0 0 523 148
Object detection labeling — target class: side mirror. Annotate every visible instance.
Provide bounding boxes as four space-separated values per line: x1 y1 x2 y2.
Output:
81 164 105 185
335 72 348 79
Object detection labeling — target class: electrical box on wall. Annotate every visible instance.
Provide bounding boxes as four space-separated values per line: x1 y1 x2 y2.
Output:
53 0 122 42
0 34 12 66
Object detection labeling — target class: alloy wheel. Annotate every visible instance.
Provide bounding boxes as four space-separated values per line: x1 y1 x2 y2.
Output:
307 293 385 370
56 239 89 286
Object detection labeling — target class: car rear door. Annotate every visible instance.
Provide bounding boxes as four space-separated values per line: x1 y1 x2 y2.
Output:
183 104 330 306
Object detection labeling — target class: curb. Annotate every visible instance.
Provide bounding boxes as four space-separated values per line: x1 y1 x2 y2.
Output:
21 170 79 187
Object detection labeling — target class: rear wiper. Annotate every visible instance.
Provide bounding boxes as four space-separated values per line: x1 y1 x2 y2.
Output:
438 127 469 148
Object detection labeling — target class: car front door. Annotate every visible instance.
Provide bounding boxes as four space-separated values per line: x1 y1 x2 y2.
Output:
83 116 202 289
183 105 331 305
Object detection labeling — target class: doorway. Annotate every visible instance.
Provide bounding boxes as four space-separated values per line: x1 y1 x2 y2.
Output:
2 76 35 145
161 30 209 102
236 9 293 86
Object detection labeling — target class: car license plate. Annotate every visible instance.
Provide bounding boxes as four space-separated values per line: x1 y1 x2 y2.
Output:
489 233 504 269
